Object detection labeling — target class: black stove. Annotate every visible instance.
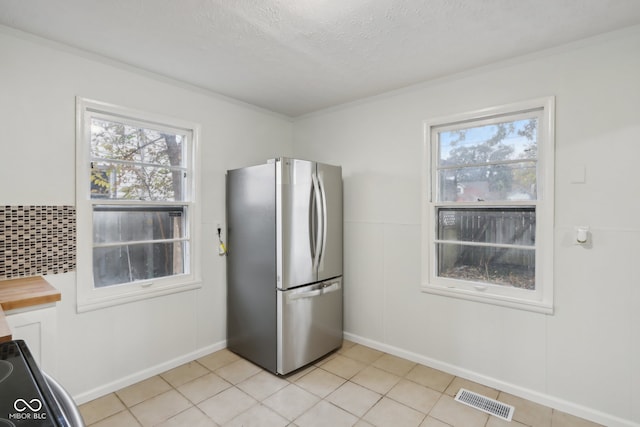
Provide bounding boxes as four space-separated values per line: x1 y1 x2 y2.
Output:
0 340 70 426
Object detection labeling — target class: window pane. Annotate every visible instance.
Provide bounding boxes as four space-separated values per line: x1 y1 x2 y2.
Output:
90 118 184 167
93 241 187 287
91 162 185 201
93 206 186 244
437 243 535 289
90 117 186 201
438 162 536 202
437 208 535 246
438 118 538 166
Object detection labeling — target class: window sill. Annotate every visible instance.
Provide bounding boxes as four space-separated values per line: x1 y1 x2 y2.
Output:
77 279 202 313
421 284 553 314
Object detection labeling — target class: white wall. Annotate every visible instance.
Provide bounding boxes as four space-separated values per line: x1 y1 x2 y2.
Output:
2 20 640 426
0 27 293 401
293 27 640 427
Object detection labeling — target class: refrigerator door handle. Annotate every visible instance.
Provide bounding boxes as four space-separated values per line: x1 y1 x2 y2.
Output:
311 172 323 270
317 172 328 267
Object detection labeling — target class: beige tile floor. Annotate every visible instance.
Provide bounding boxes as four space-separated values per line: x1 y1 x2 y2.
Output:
79 341 602 427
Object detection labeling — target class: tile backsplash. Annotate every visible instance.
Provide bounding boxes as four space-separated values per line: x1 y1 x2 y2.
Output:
0 206 76 279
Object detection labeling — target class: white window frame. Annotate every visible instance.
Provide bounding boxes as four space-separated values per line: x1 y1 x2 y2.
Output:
75 97 201 312
421 97 554 314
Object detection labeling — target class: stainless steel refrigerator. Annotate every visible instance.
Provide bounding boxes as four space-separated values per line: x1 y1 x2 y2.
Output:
226 157 343 375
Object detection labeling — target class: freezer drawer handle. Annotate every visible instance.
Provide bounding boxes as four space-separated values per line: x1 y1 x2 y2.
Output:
321 281 341 294
287 282 341 302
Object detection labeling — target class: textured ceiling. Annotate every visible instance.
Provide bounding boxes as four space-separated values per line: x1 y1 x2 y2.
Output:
1 0 640 117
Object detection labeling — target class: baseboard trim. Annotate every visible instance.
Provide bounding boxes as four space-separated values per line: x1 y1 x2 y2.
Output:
343 332 639 427
73 340 227 405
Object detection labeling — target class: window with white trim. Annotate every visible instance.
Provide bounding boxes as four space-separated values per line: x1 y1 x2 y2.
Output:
422 97 554 313
76 98 201 311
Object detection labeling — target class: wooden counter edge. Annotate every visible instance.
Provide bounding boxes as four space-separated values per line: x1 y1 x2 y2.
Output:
0 276 62 311
0 291 62 311
0 276 61 342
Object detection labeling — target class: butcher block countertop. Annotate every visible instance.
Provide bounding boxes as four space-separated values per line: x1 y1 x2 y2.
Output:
0 276 61 343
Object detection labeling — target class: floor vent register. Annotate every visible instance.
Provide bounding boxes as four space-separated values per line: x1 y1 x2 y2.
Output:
454 388 515 422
